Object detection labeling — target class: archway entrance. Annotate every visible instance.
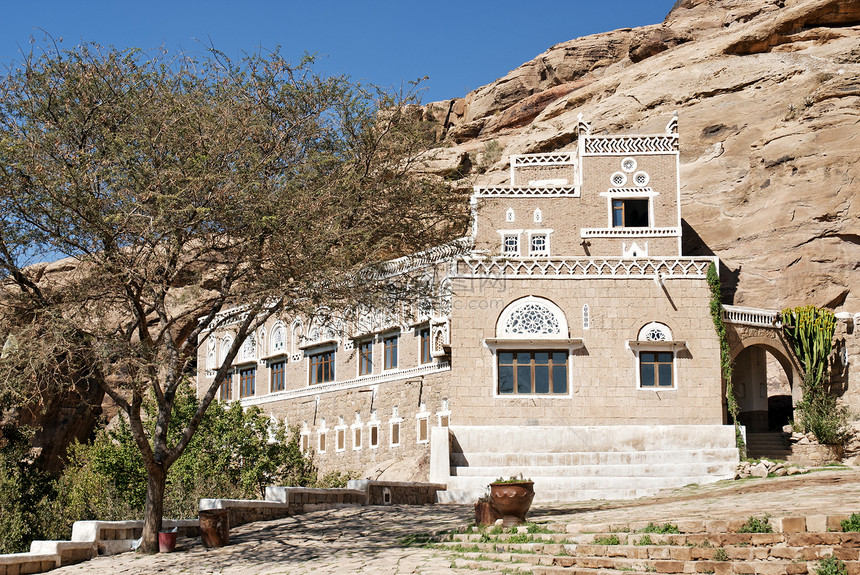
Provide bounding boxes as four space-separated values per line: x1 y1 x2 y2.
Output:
734 345 795 432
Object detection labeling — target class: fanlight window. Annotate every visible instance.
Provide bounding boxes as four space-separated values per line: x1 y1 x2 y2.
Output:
240 333 256 361
638 322 672 342
497 296 567 339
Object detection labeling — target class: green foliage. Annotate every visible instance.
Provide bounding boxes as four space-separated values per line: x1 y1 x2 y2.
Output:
794 376 850 445
707 264 743 453
640 522 680 534
525 523 553 534
0 426 55 553
840 513 860 532
713 548 728 561
593 534 621 545
781 306 836 388
635 534 654 546
737 516 772 533
492 475 531 484
815 556 848 575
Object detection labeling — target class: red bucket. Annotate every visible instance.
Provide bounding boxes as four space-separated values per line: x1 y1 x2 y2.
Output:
158 530 177 553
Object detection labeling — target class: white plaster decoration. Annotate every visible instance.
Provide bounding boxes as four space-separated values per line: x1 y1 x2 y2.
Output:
369 237 472 280
437 398 451 428
208 337 216 352
506 208 515 223
271 323 286 355
473 186 579 198
633 171 650 187
581 227 679 239
438 279 452 317
342 340 355 352
290 319 303 360
621 157 637 173
240 333 257 362
512 152 576 167
582 304 590 331
497 296 568 339
221 335 234 364
638 322 673 342
453 256 715 279
666 111 679 135
577 113 591 136
611 172 628 187
206 349 216 372
528 178 569 187
529 233 549 256
389 406 402 447
533 208 542 223
430 318 450 358
622 242 648 258
583 133 679 155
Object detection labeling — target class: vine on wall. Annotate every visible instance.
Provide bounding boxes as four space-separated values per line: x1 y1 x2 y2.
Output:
707 263 742 452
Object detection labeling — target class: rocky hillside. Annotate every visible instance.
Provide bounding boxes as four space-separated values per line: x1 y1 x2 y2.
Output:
421 0 859 311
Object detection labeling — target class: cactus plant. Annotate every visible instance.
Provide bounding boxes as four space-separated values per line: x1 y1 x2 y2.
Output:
780 305 835 387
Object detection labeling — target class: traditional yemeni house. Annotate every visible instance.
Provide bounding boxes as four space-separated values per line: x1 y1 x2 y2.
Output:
198 115 743 502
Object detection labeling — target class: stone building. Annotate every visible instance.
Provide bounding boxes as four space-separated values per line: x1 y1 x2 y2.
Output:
197 115 743 502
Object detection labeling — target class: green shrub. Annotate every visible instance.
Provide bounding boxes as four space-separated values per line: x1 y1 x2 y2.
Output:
641 522 680 534
840 513 860 532
635 535 654 546
816 556 848 575
737 516 773 533
593 534 621 545
713 548 728 561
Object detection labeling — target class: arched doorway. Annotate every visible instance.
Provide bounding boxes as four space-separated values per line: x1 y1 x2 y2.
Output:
734 345 796 432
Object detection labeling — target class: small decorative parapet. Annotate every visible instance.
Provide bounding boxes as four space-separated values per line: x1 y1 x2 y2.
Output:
453 256 715 279
583 134 679 155
367 237 473 279
581 227 680 238
239 361 451 406
473 185 579 197
721 305 783 328
511 153 576 167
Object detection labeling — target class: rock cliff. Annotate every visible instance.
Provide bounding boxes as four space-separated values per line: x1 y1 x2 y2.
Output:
422 0 860 311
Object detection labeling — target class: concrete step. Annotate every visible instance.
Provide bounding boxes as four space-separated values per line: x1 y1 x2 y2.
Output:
451 448 740 468
450 462 738 479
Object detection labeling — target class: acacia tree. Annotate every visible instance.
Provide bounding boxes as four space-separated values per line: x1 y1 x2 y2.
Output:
0 42 465 551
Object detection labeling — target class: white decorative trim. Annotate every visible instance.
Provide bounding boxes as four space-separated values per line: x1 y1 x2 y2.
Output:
498 229 522 257
237 362 451 406
622 241 648 258
453 256 715 279
600 188 658 198
581 227 679 238
505 208 515 223
633 171 650 187
638 322 673 342
430 318 450 358
583 134 679 155
473 186 579 198
533 208 542 223
582 304 590 331
611 172 627 187
511 152 576 167
496 296 569 339
621 157 637 173
527 229 552 257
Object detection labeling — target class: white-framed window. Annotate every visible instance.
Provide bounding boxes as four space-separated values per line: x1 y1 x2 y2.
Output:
368 410 380 449
240 333 257 362
416 403 430 444
437 398 451 428
300 426 310 454
389 406 402 447
336 428 346 452
271 322 286 355
629 322 682 390
318 418 328 454
498 229 523 256
527 229 553 256
351 413 362 450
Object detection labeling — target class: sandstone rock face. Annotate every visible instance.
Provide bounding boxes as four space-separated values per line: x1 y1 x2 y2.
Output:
424 0 860 311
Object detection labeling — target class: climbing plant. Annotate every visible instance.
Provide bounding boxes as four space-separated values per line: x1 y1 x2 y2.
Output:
780 306 847 445
706 264 742 453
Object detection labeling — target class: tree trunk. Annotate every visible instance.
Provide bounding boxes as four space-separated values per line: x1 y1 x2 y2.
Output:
140 462 167 553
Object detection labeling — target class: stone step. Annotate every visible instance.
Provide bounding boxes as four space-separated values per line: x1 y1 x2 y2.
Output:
451 449 740 468
450 462 738 479
451 556 536 573
448 425 738 454
525 556 857 575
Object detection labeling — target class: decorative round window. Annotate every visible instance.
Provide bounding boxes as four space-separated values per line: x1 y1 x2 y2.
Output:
637 321 672 342
497 296 568 339
621 157 637 173
611 172 627 187
633 171 650 186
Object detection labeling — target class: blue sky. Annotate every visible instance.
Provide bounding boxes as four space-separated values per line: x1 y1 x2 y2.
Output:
0 1 673 104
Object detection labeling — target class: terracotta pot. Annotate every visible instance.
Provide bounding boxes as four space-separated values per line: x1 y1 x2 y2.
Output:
475 500 502 526
490 481 534 527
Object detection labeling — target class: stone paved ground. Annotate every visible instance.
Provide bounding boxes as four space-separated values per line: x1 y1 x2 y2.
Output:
52 468 860 575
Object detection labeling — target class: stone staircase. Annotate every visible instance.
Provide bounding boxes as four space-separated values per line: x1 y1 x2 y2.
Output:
746 432 792 460
436 514 860 575
437 425 739 504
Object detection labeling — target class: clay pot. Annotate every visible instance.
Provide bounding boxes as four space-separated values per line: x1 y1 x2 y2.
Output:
199 508 230 547
490 481 535 527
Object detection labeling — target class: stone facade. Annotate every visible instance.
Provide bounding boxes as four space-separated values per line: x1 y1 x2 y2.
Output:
197 115 730 485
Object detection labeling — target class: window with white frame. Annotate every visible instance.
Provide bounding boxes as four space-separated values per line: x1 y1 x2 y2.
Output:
630 322 681 390
502 233 520 256
300 426 310 453
368 410 380 449
437 398 451 428
318 419 328 454
528 232 549 256
271 323 286 354
416 403 430 444
389 406 401 447
351 413 362 450
240 333 257 362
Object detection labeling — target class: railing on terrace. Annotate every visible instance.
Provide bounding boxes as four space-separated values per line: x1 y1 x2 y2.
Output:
580 227 680 238
511 152 576 167
721 305 783 328
472 185 579 197
452 256 715 279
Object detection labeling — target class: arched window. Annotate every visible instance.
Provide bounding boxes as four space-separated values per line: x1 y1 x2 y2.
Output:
496 296 568 339
240 333 256 362
630 322 680 389
271 322 286 355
